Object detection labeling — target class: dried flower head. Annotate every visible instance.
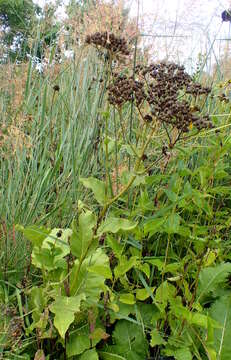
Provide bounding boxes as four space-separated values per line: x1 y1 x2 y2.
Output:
85 31 130 56
134 61 213 132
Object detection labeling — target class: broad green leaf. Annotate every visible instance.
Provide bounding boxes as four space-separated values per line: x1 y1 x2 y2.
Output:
136 288 155 301
155 281 176 312
29 287 46 312
42 228 71 257
164 189 178 202
119 293 135 305
16 225 50 247
137 263 150 279
191 313 208 328
197 263 231 303
106 234 123 258
80 177 106 205
114 256 138 278
98 352 126 360
210 295 231 360
150 329 166 347
50 293 85 338
32 228 71 270
67 327 90 357
164 213 181 234
98 217 137 236
174 347 192 360
70 248 109 299
146 258 163 271
88 263 112 279
78 349 99 360
104 320 149 360
70 210 97 259
143 218 165 237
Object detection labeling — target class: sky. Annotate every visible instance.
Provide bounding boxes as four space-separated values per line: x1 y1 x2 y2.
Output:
34 0 231 71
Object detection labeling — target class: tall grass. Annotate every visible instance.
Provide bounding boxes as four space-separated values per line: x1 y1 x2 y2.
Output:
0 47 107 283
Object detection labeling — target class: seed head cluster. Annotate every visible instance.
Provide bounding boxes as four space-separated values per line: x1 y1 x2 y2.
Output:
85 32 130 56
107 74 145 107
108 61 213 132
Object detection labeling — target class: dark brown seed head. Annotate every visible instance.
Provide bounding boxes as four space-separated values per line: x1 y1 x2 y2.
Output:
53 85 60 92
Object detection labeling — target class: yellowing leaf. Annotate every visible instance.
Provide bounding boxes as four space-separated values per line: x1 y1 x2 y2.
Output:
136 288 155 301
119 293 136 305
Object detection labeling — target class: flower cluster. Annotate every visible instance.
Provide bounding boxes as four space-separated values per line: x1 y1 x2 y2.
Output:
85 32 130 56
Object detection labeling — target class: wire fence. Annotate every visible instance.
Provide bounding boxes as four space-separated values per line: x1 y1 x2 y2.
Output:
129 0 231 77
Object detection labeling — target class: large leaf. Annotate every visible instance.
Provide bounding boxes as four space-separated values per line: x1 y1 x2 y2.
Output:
114 256 138 278
155 281 177 312
210 295 231 360
104 320 149 360
66 327 91 357
70 248 110 299
32 228 71 270
172 347 192 360
164 213 181 234
70 210 97 259
49 293 85 338
197 263 231 303
16 225 50 247
98 352 126 360
150 329 166 347
78 349 99 360
119 293 136 305
97 217 137 236
80 177 106 205
143 217 165 237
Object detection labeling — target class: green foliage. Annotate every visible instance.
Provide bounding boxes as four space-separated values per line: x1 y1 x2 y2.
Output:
103 320 149 360
210 295 231 360
197 263 231 303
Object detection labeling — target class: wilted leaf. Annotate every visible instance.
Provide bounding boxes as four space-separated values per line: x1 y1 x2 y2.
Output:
34 350 45 360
